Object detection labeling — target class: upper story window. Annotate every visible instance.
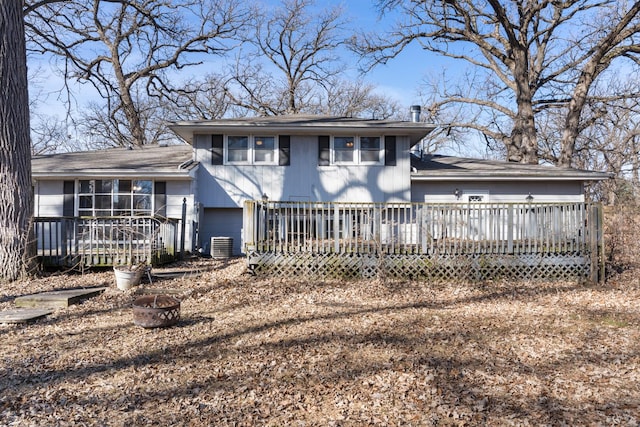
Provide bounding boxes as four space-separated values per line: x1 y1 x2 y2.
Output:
227 136 249 162
334 137 355 163
78 179 153 217
226 135 278 165
332 136 382 165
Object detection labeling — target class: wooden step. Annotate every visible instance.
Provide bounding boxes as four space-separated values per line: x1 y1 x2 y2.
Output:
0 308 54 324
14 287 107 309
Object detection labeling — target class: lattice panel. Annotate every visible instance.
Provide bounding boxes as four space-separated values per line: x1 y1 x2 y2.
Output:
247 251 593 281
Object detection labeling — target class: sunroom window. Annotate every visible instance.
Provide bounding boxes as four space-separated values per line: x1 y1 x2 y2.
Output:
226 135 278 164
78 179 153 217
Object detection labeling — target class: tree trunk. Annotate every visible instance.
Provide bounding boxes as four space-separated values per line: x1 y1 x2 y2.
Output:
558 63 598 167
111 50 146 147
508 49 538 164
0 1 35 282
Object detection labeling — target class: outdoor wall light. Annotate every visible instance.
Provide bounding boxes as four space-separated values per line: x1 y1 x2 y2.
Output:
453 188 462 199
526 192 534 202
262 193 268 201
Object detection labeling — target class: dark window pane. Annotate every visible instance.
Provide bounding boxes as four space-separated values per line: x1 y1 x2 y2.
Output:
114 195 131 211
228 136 248 162
334 136 354 162
361 136 381 162
95 195 111 210
361 150 380 162
360 136 380 150
79 195 93 209
134 195 151 211
79 180 93 193
95 180 112 193
133 180 152 194
228 135 248 149
254 136 275 162
334 136 354 150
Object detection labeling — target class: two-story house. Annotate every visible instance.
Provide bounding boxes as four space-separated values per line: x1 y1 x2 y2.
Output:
32 113 610 261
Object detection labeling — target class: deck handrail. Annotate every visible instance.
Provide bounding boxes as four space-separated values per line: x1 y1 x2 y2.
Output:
33 216 180 267
244 201 602 257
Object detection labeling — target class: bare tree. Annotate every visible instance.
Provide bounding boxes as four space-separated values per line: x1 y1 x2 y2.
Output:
30 114 72 154
225 0 345 115
322 78 401 119
356 1 640 166
0 1 35 282
164 74 231 121
25 0 249 147
224 0 397 117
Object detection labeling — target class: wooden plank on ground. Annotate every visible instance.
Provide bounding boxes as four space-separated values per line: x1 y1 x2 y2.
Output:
14 287 106 309
0 308 54 324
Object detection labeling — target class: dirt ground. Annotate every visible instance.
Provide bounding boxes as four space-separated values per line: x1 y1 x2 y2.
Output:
0 257 638 426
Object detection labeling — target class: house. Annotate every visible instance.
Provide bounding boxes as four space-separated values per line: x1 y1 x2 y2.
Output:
32 144 198 265
167 115 437 255
31 113 610 274
410 153 610 203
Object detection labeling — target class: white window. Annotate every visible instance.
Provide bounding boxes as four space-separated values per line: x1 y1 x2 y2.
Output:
331 136 382 165
78 179 153 217
226 135 278 165
227 136 249 163
333 136 355 163
254 136 276 163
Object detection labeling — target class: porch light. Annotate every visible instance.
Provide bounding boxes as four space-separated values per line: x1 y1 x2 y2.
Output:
453 188 462 199
262 193 268 201
526 193 534 202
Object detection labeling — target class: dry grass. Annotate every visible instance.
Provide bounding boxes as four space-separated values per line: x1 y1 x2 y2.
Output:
0 258 639 426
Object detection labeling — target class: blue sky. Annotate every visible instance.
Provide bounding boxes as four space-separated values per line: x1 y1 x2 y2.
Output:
28 0 446 135
330 0 431 107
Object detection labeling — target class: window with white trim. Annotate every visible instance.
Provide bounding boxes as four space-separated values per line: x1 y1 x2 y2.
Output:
226 135 278 164
78 179 153 217
331 136 382 165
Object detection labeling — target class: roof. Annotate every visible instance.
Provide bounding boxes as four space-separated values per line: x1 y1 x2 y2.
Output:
32 144 197 180
411 154 612 182
170 115 436 145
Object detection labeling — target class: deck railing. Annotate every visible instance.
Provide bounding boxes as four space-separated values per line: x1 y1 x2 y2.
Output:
33 216 179 268
243 201 604 281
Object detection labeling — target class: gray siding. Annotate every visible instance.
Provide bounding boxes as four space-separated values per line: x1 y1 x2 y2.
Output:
411 181 585 203
199 208 243 255
193 134 411 208
35 181 64 217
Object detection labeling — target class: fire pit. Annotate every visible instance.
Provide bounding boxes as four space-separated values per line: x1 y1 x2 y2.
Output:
132 295 181 328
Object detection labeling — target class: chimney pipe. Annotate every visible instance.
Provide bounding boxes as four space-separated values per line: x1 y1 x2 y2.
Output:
410 105 421 122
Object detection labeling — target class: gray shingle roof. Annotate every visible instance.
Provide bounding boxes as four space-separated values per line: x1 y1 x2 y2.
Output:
32 144 196 179
411 154 611 181
170 115 436 145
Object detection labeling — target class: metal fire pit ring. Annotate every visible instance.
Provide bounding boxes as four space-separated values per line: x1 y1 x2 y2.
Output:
133 295 181 328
